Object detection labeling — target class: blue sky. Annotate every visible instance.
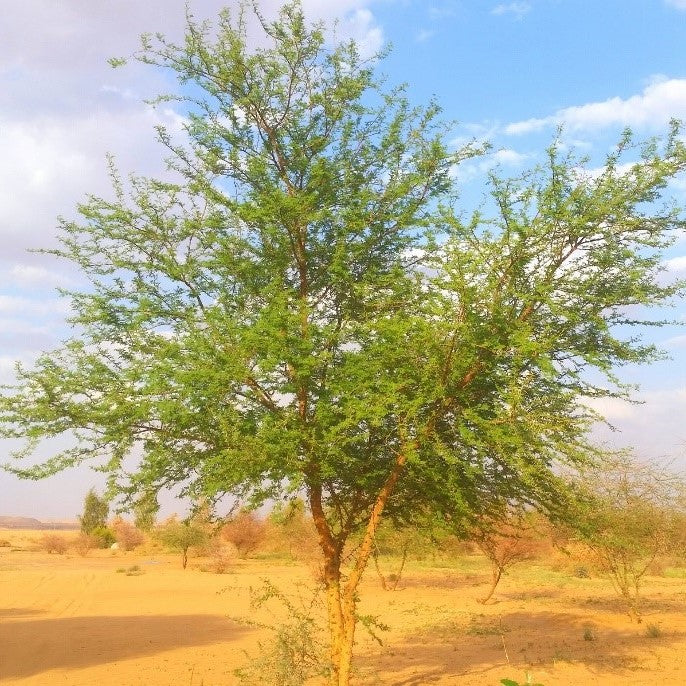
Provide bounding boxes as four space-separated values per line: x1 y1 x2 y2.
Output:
2 0 686 519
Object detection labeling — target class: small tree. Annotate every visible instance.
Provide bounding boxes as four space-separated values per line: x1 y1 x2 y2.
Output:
79 488 109 535
572 457 682 622
154 515 209 569
221 509 267 558
469 513 540 604
132 490 159 532
370 515 441 591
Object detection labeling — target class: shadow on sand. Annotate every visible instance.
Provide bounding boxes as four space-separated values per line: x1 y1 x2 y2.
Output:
357 608 685 685
0 613 250 679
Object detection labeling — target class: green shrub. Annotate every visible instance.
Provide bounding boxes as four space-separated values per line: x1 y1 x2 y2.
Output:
91 526 116 548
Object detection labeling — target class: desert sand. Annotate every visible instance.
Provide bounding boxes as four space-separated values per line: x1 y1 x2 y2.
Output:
2 528 686 685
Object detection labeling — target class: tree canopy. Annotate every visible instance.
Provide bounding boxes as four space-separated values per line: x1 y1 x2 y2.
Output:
1 3 685 683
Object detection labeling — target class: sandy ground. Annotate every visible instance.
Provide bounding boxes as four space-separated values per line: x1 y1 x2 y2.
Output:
2 529 686 685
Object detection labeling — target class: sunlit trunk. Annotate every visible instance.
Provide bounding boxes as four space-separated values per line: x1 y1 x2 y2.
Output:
479 565 502 604
310 450 408 685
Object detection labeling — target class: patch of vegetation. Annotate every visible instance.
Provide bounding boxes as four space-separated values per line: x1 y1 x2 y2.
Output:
233 581 330 686
40 533 68 554
645 623 662 638
465 614 508 637
582 624 597 642
501 674 544 686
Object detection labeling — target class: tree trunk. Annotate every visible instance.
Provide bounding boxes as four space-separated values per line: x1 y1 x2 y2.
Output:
310 450 408 685
372 549 388 591
479 565 502 604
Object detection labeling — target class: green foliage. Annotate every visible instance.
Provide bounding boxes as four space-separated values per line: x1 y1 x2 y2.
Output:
79 489 109 535
569 456 684 621
1 1 686 682
132 490 159 532
501 676 544 686
233 581 330 686
154 516 209 568
2 0 684 559
91 525 116 549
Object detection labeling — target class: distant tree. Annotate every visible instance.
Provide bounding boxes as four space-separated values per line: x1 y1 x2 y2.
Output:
132 490 159 532
154 516 209 569
469 512 540 604
221 509 266 558
571 457 683 622
268 498 318 560
79 489 109 535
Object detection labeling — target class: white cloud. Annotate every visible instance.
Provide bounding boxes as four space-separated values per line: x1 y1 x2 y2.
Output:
663 255 686 275
665 0 686 9
0 295 70 317
583 396 638 421
663 334 686 348
416 29 436 43
505 77 686 135
588 388 686 462
0 107 187 261
491 148 530 165
6 264 77 290
491 2 531 18
335 8 384 58
428 4 458 20
451 146 531 182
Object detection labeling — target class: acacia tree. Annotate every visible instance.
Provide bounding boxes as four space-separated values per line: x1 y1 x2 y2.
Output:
154 515 209 569
571 457 683 622
469 512 540 604
1 4 686 684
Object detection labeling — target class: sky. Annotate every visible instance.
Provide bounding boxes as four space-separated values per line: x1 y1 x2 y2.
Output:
2 0 686 519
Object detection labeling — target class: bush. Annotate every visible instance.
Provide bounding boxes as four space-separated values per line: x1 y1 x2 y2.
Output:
221 509 266 558
41 533 68 554
199 539 234 574
111 517 145 551
91 526 116 549
645 623 663 638
73 532 97 556
571 457 684 622
233 581 330 686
